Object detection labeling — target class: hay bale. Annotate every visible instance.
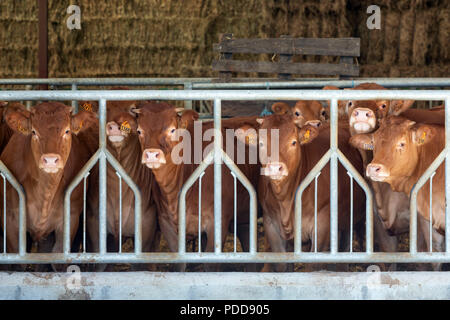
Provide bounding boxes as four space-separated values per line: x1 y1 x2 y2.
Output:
0 0 448 79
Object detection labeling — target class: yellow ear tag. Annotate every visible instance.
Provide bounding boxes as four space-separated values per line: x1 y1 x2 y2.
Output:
82 103 93 112
419 131 427 144
17 122 27 134
120 121 131 134
304 129 311 141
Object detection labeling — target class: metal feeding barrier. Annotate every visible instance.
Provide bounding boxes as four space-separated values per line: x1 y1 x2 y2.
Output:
0 88 449 265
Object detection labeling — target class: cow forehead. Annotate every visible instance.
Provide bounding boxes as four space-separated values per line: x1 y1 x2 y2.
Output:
31 103 71 128
138 109 177 130
374 117 412 141
260 115 298 139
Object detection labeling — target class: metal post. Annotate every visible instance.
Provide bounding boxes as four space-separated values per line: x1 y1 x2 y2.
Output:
99 99 107 254
71 84 78 113
213 99 222 254
330 98 338 254
184 82 193 110
446 98 450 253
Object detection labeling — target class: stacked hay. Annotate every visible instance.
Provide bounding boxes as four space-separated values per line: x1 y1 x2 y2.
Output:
0 0 448 78
0 1 38 78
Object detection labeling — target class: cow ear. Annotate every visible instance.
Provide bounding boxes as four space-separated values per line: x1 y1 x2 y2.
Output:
299 125 319 145
5 111 31 135
271 102 290 115
235 124 258 146
349 133 374 150
71 110 97 135
389 100 415 116
129 104 141 117
411 125 435 146
178 110 199 129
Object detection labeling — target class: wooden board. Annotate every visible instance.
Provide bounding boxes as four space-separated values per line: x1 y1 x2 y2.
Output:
212 60 359 76
213 38 360 57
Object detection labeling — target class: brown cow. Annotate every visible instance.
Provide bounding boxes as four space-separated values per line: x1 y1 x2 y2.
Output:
271 101 323 127
0 102 96 270
246 114 365 271
135 106 260 271
85 100 169 271
351 116 446 257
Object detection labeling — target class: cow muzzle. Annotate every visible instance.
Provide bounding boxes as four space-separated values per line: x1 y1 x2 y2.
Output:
142 148 166 169
366 163 389 182
39 153 63 173
350 108 376 133
262 162 288 180
106 121 126 144
304 120 322 128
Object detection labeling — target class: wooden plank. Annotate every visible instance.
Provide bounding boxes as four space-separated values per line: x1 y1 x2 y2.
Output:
218 33 233 81
339 56 355 79
214 38 360 57
212 60 359 77
278 35 293 80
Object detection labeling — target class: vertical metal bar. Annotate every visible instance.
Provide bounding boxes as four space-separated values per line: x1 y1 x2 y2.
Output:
184 82 193 110
314 172 320 252
445 98 450 253
330 98 338 254
429 172 435 252
25 85 32 110
71 84 78 113
1 173 5 253
198 172 205 253
231 172 237 253
99 99 107 254
82 172 89 253
213 98 222 253
116 172 123 253
347 172 354 253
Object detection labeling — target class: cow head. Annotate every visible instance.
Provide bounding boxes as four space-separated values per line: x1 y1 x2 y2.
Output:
271 101 322 128
106 103 139 149
245 114 320 182
136 107 198 169
5 102 96 174
350 116 437 185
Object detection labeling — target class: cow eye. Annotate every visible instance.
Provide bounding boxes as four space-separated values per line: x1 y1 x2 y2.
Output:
294 111 300 117
31 130 36 135
321 110 326 116
259 141 264 147
381 104 386 109
65 129 70 134
292 140 297 146
398 142 405 148
170 128 176 134
137 129 142 135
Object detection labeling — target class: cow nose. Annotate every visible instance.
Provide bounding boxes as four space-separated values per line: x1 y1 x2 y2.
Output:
40 153 63 172
142 148 167 169
353 108 374 121
366 163 389 181
106 121 122 136
305 120 321 128
263 162 288 180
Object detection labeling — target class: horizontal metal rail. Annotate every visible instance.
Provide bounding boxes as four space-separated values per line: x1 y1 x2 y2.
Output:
0 90 449 101
0 77 449 88
0 88 448 264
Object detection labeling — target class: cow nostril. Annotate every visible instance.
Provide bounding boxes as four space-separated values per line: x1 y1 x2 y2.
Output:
375 166 380 172
355 111 359 116
155 153 159 158
366 112 370 118
44 158 47 164
55 158 59 163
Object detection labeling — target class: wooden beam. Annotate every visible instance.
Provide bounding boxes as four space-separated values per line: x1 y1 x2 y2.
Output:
214 38 360 57
212 60 359 77
38 0 48 89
